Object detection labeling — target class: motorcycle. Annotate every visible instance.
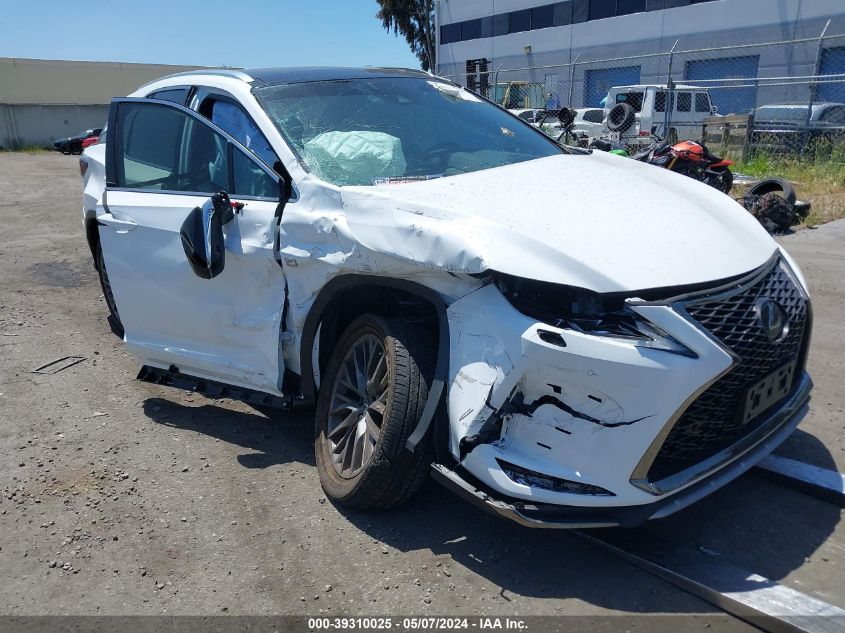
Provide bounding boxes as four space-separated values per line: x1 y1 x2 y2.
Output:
629 137 735 194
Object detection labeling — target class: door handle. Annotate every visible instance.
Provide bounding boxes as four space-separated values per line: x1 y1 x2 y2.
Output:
98 213 138 233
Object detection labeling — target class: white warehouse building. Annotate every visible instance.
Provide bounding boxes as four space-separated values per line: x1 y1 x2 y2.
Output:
435 0 845 115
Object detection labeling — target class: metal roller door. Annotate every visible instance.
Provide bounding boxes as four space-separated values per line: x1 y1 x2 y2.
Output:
685 56 759 116
584 66 641 107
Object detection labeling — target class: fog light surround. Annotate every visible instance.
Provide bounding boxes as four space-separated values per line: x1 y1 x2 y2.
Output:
497 459 615 496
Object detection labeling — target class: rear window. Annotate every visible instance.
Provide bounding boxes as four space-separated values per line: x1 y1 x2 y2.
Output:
695 93 710 112
615 91 644 112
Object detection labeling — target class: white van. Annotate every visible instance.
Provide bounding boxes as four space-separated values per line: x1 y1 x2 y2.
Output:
603 84 716 146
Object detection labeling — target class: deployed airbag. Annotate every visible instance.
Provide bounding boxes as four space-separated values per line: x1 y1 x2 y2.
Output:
302 131 406 186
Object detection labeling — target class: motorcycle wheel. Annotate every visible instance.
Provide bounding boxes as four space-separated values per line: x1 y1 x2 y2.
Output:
710 166 733 194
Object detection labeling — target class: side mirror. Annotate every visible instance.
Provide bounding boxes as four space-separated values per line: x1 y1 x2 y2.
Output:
179 191 232 279
557 107 576 128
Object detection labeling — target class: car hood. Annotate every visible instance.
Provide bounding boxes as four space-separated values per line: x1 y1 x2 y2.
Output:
339 153 776 294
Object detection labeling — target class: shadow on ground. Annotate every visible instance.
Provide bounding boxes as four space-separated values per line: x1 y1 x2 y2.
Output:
143 397 315 469
143 396 840 612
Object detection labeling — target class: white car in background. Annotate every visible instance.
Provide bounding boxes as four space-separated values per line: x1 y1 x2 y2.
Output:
571 107 606 137
540 107 606 141
80 67 812 528
509 108 548 125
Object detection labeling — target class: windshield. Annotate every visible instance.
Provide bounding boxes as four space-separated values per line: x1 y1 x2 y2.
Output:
253 77 565 186
754 106 808 122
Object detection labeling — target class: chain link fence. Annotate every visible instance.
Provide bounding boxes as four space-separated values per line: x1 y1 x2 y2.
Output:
448 23 845 156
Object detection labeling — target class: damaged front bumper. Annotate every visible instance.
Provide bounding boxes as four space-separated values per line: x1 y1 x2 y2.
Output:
435 372 811 528
443 267 811 525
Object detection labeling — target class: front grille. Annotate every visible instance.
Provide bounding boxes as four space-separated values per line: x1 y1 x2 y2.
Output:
646 258 809 483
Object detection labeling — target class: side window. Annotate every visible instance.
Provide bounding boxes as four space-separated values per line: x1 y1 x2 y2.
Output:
232 148 278 198
583 109 604 123
116 101 228 193
119 103 184 189
205 99 278 168
820 106 845 123
676 92 692 112
147 87 190 105
655 91 673 112
695 93 710 113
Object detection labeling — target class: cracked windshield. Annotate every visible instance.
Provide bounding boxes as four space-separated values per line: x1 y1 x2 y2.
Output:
254 77 565 186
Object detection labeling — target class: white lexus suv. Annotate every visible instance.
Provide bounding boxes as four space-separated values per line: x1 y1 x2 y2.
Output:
80 67 812 528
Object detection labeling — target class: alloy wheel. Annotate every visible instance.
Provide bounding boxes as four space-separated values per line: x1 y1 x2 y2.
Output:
326 333 389 479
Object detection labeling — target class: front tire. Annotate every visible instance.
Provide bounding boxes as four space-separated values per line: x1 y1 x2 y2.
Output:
315 314 434 510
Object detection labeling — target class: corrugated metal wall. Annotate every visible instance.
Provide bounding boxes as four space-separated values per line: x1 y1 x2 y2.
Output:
1 104 110 149
0 58 205 148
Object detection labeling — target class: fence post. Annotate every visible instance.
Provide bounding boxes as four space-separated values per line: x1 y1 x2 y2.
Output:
492 62 503 104
567 52 581 108
664 40 679 141
803 19 831 154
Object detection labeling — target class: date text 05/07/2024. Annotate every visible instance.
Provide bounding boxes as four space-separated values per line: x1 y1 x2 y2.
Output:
306 617 528 630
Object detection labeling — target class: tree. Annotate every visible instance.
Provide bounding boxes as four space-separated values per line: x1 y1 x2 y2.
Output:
376 0 436 72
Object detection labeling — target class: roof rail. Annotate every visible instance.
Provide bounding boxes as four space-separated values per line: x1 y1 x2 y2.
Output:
154 68 253 82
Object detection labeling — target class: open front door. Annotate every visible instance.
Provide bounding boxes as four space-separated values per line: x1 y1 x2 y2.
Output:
98 98 288 394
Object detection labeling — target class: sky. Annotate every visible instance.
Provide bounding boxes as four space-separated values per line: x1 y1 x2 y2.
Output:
0 0 421 69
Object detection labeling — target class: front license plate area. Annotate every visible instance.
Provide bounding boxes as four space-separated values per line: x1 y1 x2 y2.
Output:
741 361 797 425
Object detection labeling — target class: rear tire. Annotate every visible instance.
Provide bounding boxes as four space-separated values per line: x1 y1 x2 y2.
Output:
96 243 123 336
710 167 733 194
315 314 434 510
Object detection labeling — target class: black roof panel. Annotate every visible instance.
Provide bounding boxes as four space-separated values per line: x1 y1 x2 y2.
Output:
245 66 431 86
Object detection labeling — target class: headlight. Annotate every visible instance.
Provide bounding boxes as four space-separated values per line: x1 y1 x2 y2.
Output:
492 272 696 357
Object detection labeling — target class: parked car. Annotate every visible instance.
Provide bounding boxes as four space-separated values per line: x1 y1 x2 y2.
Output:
509 108 548 125
53 128 102 155
81 134 100 150
80 67 812 528
541 107 606 140
750 102 845 153
603 85 715 146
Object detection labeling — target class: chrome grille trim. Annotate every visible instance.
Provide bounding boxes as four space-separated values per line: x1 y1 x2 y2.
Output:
631 254 812 494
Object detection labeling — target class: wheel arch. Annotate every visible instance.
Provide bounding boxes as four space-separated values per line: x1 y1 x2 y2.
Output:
299 275 450 455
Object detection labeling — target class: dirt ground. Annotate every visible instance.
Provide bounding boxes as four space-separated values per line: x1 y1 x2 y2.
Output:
0 152 843 626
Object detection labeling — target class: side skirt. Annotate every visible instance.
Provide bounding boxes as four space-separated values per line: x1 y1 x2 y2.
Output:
137 365 312 411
